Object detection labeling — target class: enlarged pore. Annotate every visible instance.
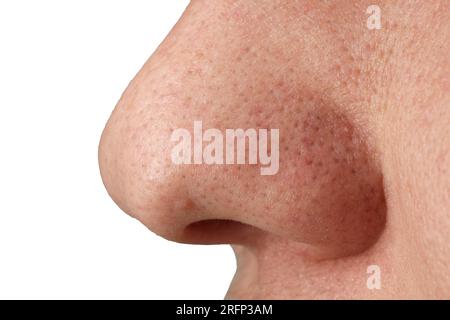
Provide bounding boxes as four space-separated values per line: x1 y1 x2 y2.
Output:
278 101 387 258
175 99 388 260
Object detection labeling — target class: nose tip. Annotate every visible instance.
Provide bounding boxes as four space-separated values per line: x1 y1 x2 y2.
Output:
99 123 265 246
98 110 262 245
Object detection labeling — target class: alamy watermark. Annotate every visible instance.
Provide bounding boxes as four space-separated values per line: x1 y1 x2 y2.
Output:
366 5 382 30
170 121 279 175
367 265 381 290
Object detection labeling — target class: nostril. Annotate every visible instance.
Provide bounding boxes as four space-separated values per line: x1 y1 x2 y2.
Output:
183 219 264 245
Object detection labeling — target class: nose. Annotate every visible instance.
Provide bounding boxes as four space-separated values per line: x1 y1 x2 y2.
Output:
99 1 386 259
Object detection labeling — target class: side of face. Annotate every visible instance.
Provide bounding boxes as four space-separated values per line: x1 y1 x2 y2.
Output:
99 0 450 299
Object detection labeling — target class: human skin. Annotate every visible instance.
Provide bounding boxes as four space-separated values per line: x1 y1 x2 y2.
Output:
99 0 450 299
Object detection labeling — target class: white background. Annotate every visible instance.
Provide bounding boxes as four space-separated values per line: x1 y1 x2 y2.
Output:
0 0 235 299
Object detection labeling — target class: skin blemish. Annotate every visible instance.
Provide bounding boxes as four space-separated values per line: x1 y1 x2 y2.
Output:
304 157 314 166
